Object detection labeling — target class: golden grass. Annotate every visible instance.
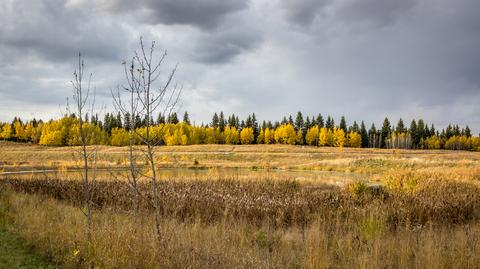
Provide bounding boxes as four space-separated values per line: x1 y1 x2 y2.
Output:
1 142 480 268
1 185 480 268
1 142 479 174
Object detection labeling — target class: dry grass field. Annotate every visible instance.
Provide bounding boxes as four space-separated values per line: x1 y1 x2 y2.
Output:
1 141 480 268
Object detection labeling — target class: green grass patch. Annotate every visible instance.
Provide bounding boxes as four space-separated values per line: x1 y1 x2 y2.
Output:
0 229 58 269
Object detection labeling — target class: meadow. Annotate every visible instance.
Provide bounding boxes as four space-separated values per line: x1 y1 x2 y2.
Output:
1 141 480 268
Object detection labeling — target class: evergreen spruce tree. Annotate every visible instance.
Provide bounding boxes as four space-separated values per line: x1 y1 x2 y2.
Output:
168 112 179 124
267 121 273 129
454 125 461 136
211 112 219 129
305 116 311 129
465 125 472 137
228 114 236 127
295 111 304 131
445 124 453 139
409 120 418 148
183 111 190 125
288 115 294 125
360 121 368 148
439 129 445 139
368 123 377 148
135 114 142 128
351 121 359 133
325 116 334 129
429 124 435 137
273 121 280 129
245 115 252 128
417 119 425 140
339 116 347 134
426 123 432 138
380 117 391 148
261 121 267 131
396 118 406 133
316 114 324 128
157 113 165 124
251 113 258 140
103 113 111 133
116 112 123 128
219 112 225 131
124 113 131 131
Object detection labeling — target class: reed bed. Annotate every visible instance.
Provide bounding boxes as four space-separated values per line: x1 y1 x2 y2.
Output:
3 175 480 227
1 179 480 268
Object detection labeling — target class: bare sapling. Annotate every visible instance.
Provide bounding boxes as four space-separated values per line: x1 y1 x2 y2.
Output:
111 61 143 214
70 53 99 267
116 37 181 246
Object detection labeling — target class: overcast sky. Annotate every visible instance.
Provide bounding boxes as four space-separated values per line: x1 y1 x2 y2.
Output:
1 0 479 133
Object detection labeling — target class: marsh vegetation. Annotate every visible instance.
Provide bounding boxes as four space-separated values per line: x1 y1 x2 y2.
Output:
1 143 480 268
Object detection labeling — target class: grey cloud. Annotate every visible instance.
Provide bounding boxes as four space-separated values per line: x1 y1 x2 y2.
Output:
0 0 129 63
103 0 248 29
282 0 416 28
192 29 262 64
337 0 417 27
281 0 330 26
0 0 480 134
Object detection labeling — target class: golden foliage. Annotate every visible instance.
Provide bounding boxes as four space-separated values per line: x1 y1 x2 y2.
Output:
240 127 254 145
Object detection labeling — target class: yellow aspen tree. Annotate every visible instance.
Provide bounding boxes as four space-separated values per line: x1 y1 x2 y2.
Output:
264 128 273 144
24 123 35 142
274 126 282 143
327 128 335 146
275 124 296 145
32 123 43 143
286 124 297 145
426 136 441 149
110 127 130 146
13 121 27 141
333 128 345 147
347 131 362 148
257 129 265 144
318 127 328 146
305 126 319 146
240 127 254 144
224 126 239 144
204 127 217 144
296 129 303 145
0 123 12 140
39 122 63 146
471 137 480 151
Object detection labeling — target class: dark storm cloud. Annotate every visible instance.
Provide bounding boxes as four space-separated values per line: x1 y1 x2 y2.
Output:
0 0 132 118
98 0 256 63
191 27 262 64
273 0 480 130
0 0 129 63
0 0 479 133
102 0 248 29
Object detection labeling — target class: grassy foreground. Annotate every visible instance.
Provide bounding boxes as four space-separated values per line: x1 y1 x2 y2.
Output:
1 143 480 268
0 229 57 269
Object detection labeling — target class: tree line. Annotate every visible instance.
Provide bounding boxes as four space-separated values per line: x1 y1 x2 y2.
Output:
1 111 478 151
